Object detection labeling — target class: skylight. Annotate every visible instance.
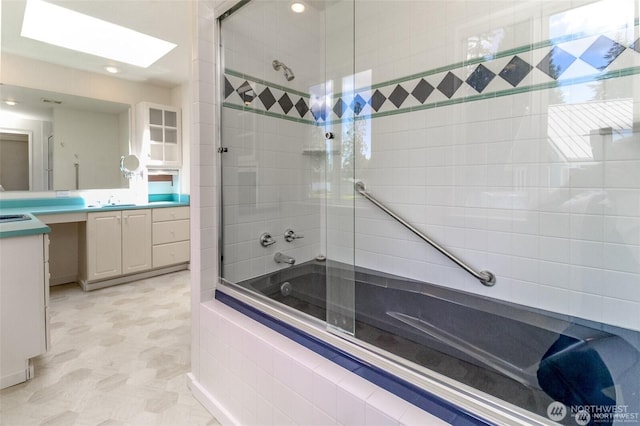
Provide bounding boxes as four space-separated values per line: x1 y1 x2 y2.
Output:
21 0 176 68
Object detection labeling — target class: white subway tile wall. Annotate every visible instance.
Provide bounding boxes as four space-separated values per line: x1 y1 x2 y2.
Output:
198 301 449 426
192 0 640 424
218 0 640 329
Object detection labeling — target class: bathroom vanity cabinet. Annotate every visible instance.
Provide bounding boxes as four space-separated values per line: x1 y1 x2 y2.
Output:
83 209 152 282
80 206 189 291
137 102 182 168
152 206 190 268
0 233 49 389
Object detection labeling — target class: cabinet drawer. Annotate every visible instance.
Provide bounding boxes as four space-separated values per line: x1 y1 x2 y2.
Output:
153 207 189 222
153 220 190 245
153 241 190 268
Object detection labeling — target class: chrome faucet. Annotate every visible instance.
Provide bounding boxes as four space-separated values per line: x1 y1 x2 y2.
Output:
274 252 295 265
260 232 276 247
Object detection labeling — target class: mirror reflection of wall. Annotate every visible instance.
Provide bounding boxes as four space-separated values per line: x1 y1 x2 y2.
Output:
0 85 130 191
0 131 30 191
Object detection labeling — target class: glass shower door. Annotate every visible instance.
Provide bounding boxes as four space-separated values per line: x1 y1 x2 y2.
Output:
323 0 356 336
218 0 358 338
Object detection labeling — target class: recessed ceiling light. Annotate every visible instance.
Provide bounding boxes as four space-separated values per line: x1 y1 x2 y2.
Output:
291 2 306 13
21 0 176 68
4 100 18 106
104 66 120 74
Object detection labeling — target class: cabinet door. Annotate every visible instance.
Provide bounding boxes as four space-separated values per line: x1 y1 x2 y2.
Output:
0 234 46 388
87 211 122 280
141 103 181 167
122 209 152 274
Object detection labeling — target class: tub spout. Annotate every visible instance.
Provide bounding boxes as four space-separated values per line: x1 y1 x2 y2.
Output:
274 252 295 265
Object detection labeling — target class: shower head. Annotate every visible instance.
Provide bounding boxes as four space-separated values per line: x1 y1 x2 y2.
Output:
272 59 295 81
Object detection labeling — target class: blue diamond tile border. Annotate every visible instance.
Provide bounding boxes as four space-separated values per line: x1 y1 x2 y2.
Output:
223 24 640 125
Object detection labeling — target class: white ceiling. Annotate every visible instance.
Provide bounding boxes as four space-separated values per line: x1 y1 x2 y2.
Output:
1 0 192 88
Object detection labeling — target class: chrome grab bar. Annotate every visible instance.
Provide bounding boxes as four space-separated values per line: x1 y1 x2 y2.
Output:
354 181 496 287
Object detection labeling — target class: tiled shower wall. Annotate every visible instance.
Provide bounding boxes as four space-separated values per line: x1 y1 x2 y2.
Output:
349 0 640 332
221 0 640 332
221 2 325 282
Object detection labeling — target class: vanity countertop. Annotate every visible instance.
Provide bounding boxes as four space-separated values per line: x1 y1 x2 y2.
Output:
0 213 51 238
0 196 190 238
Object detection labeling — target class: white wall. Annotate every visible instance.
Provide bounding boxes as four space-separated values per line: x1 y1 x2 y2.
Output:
2 54 173 108
52 108 124 190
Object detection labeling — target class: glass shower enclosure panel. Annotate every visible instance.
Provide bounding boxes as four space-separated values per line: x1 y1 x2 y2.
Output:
324 0 356 336
218 0 356 336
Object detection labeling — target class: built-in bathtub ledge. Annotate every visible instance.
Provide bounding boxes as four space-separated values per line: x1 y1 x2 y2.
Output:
214 290 495 426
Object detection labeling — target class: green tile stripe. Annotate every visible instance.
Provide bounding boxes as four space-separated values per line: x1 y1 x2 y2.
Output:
224 65 640 127
338 22 640 97
225 69 310 99
321 66 640 126
223 101 316 125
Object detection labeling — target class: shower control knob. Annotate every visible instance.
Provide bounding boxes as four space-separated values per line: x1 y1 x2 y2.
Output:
259 232 276 247
325 132 334 139
284 229 304 242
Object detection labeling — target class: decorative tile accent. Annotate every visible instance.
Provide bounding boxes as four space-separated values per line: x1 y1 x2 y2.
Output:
333 98 347 118
223 25 640 125
310 99 327 121
437 72 464 99
580 35 626 70
278 93 294 114
536 46 576 79
499 56 533 87
388 84 410 108
369 89 387 111
351 94 367 115
224 77 235 100
411 79 434 104
295 98 310 118
235 81 256 105
259 87 276 110
466 64 495 93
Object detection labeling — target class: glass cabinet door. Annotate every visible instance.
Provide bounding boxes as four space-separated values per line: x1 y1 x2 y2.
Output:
146 105 180 166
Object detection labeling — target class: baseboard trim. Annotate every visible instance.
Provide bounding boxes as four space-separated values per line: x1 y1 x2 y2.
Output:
186 373 238 426
80 263 189 291
50 275 78 286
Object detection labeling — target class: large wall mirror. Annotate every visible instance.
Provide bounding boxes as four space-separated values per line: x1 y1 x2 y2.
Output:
0 85 130 192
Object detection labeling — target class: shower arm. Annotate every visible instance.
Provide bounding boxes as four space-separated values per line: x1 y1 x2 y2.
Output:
355 181 496 287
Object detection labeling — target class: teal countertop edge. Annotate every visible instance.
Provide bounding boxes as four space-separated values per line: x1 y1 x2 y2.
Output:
0 213 51 239
0 194 190 239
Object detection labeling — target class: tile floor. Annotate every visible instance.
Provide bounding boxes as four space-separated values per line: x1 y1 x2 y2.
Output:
0 271 220 426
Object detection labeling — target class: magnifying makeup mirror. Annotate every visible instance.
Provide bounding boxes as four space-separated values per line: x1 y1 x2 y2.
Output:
120 155 140 179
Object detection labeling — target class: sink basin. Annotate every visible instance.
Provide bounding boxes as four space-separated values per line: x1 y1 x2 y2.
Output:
93 203 137 208
0 214 32 223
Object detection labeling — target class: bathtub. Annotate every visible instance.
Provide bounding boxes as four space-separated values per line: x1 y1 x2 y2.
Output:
221 260 640 423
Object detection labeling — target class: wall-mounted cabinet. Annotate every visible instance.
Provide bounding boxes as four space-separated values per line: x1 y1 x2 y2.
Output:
137 102 182 168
